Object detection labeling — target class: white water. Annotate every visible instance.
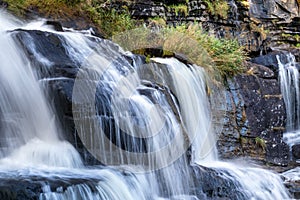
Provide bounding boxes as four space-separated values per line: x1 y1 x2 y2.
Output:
277 53 300 162
278 53 300 132
0 11 82 168
151 58 217 162
202 161 289 199
0 10 290 200
278 53 300 187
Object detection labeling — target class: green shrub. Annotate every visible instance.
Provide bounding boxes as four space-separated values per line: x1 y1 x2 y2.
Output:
93 8 136 38
113 24 247 77
255 137 266 151
203 0 229 19
169 4 188 16
4 0 82 17
169 24 247 77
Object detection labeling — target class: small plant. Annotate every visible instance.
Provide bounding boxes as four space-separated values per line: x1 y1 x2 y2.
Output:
95 8 136 37
240 136 248 145
169 4 188 16
148 17 167 27
255 137 266 151
250 23 269 40
203 0 229 19
237 0 250 8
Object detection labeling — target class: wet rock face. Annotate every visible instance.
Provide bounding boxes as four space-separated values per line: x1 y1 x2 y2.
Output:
0 0 8 8
292 144 300 159
218 61 289 165
0 172 106 200
10 29 110 165
192 165 248 199
250 0 299 20
114 0 300 57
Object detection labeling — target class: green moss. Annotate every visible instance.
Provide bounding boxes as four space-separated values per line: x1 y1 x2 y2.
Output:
250 23 269 40
280 33 300 47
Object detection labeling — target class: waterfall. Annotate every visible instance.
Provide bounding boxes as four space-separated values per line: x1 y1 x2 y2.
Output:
277 53 300 152
229 0 241 29
0 11 82 168
0 10 290 200
278 53 300 131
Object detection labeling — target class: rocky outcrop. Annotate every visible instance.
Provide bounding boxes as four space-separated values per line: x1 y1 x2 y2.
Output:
250 0 299 20
105 0 300 167
192 165 248 199
218 61 289 165
11 29 105 164
106 0 300 58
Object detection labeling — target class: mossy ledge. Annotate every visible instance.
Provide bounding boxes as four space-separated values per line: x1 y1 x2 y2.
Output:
2 0 247 77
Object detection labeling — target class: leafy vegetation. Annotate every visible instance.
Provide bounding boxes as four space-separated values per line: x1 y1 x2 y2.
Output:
237 0 250 8
255 137 266 151
113 23 247 77
171 24 247 76
86 7 136 37
4 0 247 76
169 4 188 16
3 0 137 38
203 0 229 19
4 0 82 17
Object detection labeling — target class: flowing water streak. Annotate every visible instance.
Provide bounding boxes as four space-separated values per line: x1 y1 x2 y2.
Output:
278 53 300 131
0 11 82 168
277 53 300 162
229 0 240 29
151 58 217 162
202 161 289 199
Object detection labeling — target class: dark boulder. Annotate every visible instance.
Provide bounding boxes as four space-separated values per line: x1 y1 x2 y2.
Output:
0 170 112 200
265 132 290 166
45 21 64 32
192 165 247 199
292 144 300 159
0 0 8 8
11 29 78 79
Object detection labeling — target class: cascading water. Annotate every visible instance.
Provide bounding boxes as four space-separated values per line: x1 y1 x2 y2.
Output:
278 53 300 132
0 10 290 200
278 53 300 157
278 53 300 187
0 11 82 168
